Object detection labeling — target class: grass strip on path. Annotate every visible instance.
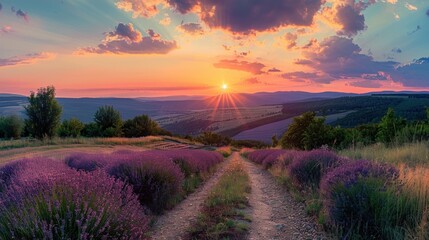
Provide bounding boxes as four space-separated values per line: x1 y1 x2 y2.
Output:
188 153 251 240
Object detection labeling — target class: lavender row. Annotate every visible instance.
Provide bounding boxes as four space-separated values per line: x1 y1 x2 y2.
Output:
0 149 223 238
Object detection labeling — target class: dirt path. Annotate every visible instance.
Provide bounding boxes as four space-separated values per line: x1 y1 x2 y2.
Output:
241 154 330 240
151 154 232 240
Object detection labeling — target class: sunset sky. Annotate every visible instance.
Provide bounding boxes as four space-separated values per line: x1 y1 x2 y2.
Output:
0 0 428 97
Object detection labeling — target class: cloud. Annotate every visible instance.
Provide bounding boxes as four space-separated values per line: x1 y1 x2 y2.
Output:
0 52 55 67
177 23 204 35
78 23 177 55
405 3 418 11
296 36 397 83
1 26 13 33
321 0 375 36
386 0 398 4
244 77 262 84
214 59 266 75
391 58 429 87
291 35 429 87
282 71 333 83
268 68 281 73
115 0 162 18
427 9 429 16
159 14 171 26
283 33 298 49
0 3 2 11
392 48 402 54
122 0 322 34
13 8 29 22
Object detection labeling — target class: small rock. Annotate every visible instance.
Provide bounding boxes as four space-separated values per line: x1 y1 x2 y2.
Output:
275 224 286 231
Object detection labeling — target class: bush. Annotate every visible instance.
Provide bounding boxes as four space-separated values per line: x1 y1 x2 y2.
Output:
196 131 231 147
0 115 23 139
320 160 399 239
58 118 85 137
108 157 184 214
123 115 160 138
288 150 342 188
81 122 101 137
0 167 148 239
65 153 108 172
94 106 122 137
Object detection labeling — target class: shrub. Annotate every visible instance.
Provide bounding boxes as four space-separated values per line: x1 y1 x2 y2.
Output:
288 150 342 188
123 115 160 138
0 115 23 139
108 155 185 214
320 160 399 239
65 153 108 172
94 106 122 137
58 118 85 137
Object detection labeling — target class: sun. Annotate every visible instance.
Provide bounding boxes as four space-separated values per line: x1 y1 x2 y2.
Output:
222 83 228 90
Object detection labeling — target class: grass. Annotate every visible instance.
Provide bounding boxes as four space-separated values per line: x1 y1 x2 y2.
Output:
0 136 163 150
188 159 251 240
340 141 429 167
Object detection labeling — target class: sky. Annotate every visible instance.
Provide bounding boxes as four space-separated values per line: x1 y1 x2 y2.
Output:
0 0 428 97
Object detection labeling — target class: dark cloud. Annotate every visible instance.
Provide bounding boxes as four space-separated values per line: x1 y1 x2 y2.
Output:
166 0 197 14
78 23 177 55
214 59 266 75
392 58 429 87
168 0 324 34
0 52 54 67
109 23 142 41
391 48 402 54
299 36 397 82
268 68 281 73
292 35 429 87
0 3 2 11
14 8 29 22
177 23 204 35
427 9 429 16
335 4 366 36
282 71 333 83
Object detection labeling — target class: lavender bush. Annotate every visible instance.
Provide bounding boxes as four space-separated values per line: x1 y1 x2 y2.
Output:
0 159 148 239
247 149 289 169
288 150 342 188
320 160 399 238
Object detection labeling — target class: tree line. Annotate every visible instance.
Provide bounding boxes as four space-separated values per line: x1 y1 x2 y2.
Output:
278 107 429 150
0 86 169 140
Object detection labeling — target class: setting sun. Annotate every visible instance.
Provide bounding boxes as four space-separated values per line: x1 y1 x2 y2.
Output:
222 84 228 91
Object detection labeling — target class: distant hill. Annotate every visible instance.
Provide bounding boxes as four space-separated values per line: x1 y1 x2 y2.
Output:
2 92 429 139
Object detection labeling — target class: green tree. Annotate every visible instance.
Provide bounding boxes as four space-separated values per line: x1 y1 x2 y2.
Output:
24 86 62 139
0 115 23 139
123 115 160 138
303 117 335 150
94 106 122 137
58 118 85 137
81 123 101 137
376 108 405 144
280 112 317 150
196 131 231 147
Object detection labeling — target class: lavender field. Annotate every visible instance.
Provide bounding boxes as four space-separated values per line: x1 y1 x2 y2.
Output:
0 149 223 239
